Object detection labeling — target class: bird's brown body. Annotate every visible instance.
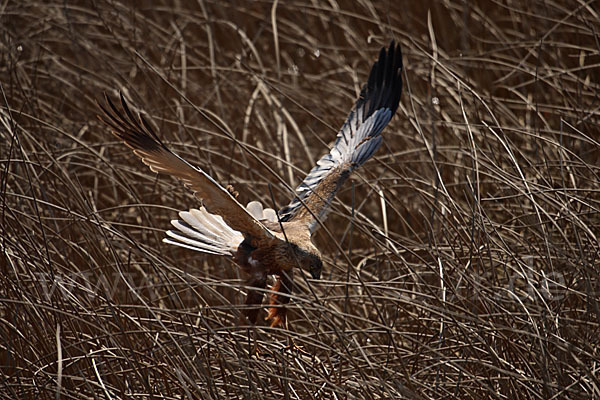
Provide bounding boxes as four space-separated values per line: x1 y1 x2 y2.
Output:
99 41 402 328
233 219 320 326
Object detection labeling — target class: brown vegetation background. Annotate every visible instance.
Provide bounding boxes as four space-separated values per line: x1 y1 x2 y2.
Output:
1 0 599 398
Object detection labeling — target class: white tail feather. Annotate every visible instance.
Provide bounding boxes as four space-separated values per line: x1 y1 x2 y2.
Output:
164 207 244 256
163 202 276 256
164 231 229 255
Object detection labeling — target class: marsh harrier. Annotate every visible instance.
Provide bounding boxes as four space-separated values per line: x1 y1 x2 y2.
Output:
99 41 403 327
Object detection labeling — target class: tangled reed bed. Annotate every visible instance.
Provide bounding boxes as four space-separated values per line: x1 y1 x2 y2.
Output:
1 1 599 398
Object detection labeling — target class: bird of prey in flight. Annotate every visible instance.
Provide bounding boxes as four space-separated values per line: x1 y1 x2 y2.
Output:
99 41 403 328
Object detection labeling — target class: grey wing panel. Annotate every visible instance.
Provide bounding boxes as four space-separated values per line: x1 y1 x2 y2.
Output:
278 41 403 227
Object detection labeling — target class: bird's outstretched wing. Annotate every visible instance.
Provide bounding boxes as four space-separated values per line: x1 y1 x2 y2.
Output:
98 93 273 241
278 41 403 231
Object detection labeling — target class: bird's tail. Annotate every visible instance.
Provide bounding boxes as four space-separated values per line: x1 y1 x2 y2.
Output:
163 201 276 256
164 207 244 256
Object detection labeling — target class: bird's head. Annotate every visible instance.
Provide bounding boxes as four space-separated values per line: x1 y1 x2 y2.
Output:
300 243 323 279
290 242 322 279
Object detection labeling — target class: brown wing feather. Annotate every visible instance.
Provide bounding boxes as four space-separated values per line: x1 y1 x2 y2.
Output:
286 167 349 229
98 93 273 241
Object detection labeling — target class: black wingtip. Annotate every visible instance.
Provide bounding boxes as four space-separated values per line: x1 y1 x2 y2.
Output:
361 40 403 121
97 91 166 154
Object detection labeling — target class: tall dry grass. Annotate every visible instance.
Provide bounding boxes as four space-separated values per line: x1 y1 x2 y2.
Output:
1 1 599 399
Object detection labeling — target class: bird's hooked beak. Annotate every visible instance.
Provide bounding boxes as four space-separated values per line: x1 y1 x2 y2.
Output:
309 259 322 279
310 268 321 280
